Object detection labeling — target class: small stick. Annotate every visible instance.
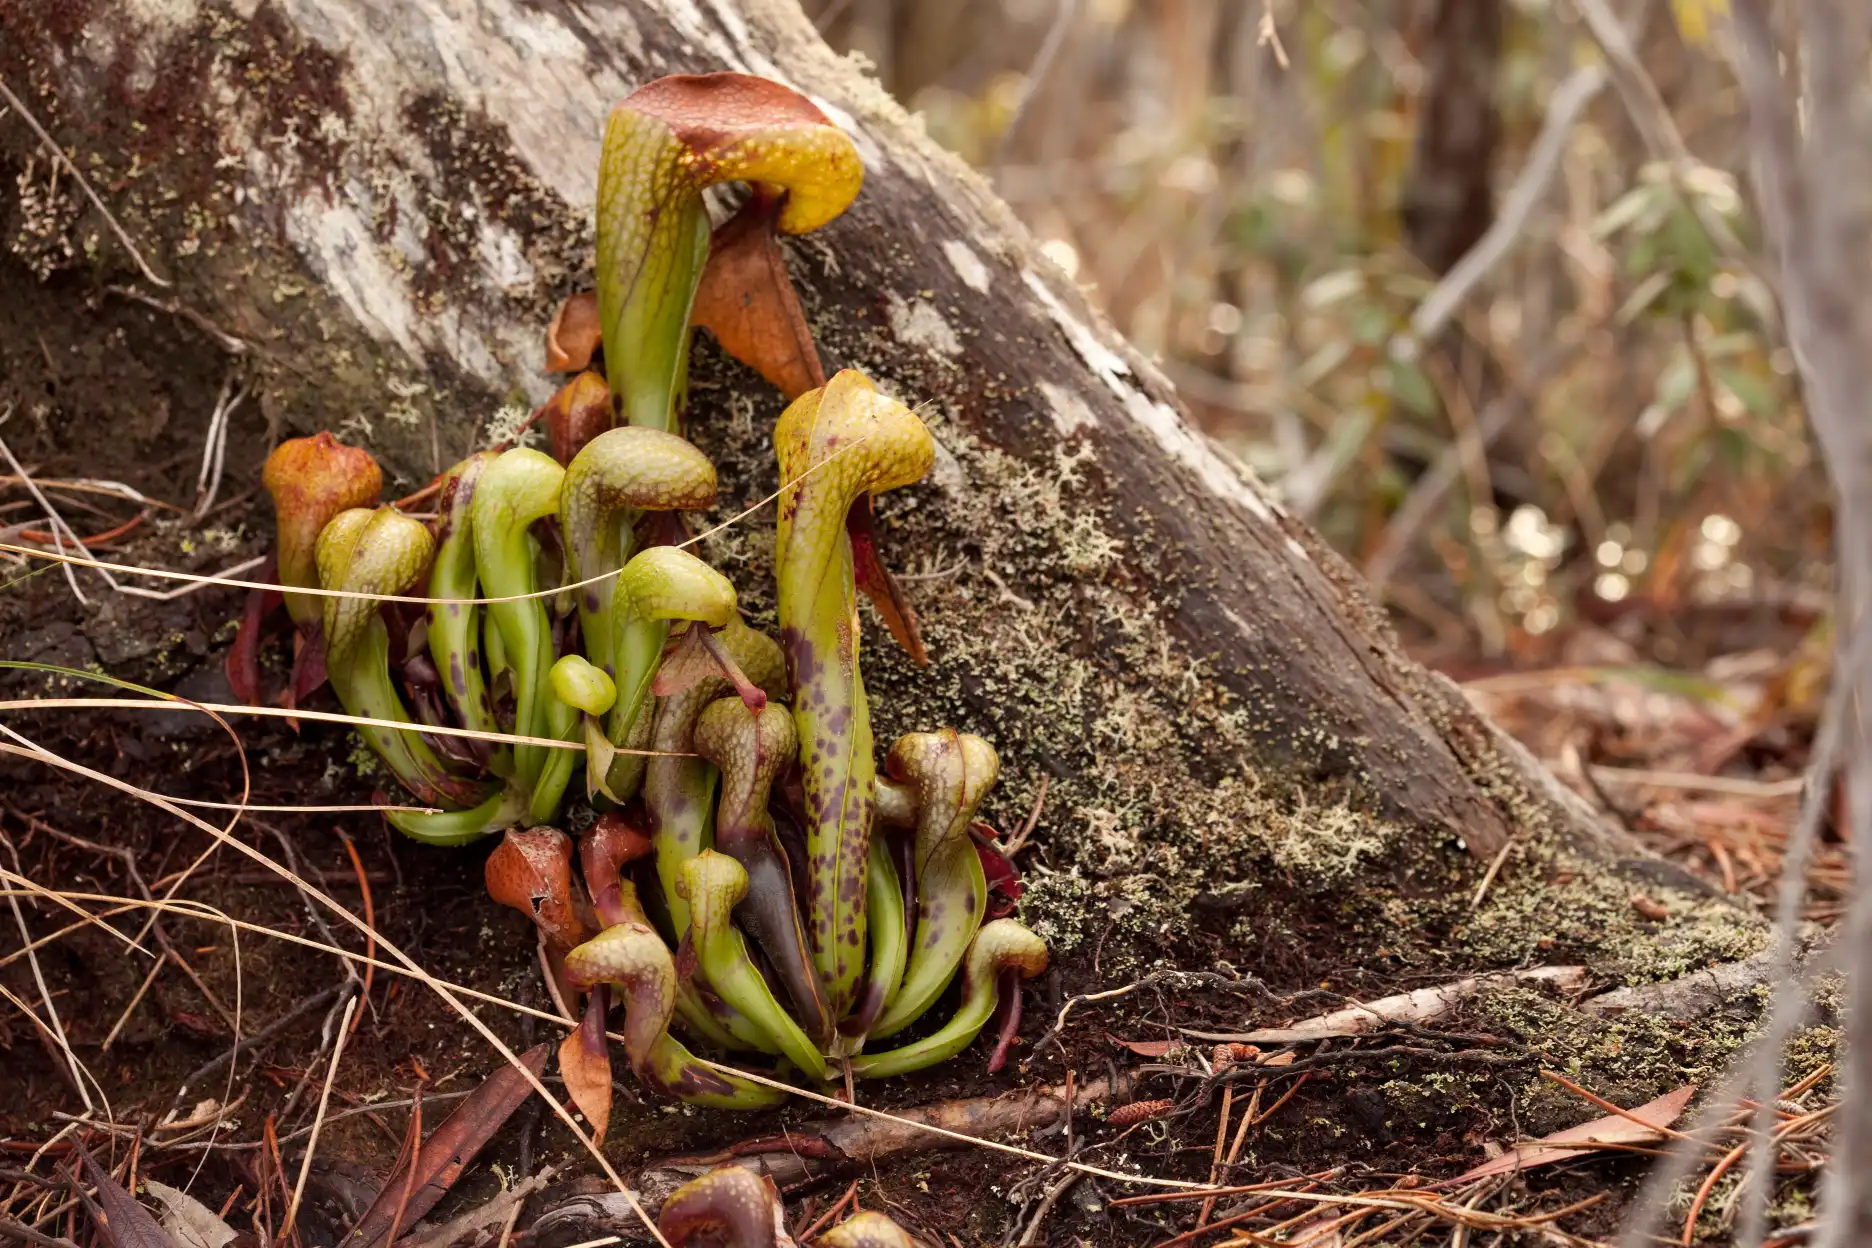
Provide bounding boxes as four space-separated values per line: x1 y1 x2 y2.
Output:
383 1085 426 1248
15 513 148 548
337 830 377 1039
1197 1076 1233 1227
1249 1074 1310 1127
1220 1082 1262 1176
799 1181 859 1242
172 985 342 1101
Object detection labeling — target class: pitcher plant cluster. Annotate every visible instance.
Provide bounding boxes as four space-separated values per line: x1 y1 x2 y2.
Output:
238 74 1047 1130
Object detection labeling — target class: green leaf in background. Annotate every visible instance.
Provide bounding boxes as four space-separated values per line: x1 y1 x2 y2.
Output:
1382 357 1438 418
1715 364 1780 418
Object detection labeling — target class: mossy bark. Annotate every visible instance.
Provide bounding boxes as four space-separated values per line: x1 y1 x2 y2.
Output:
0 0 1761 997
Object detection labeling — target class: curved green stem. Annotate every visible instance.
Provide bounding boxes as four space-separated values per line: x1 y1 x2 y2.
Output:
530 696 582 825
608 545 740 795
470 449 567 789
563 918 787 1109
847 835 907 1038
560 426 717 682
581 813 775 1056
847 920 1046 1081
597 74 863 432
316 507 488 812
643 618 784 934
679 851 828 1081
427 451 510 777
773 371 935 1019
695 696 832 1045
869 731 998 1039
386 785 528 845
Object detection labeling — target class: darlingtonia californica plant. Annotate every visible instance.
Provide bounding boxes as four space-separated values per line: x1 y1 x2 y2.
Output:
657 1166 917 1248
247 72 1046 1125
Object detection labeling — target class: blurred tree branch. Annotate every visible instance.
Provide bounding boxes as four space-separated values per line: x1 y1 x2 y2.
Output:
1638 2 1872 1245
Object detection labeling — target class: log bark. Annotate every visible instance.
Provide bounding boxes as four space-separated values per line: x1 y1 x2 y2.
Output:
0 0 1756 989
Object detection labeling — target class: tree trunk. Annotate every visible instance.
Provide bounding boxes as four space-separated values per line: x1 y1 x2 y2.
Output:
0 0 1764 1165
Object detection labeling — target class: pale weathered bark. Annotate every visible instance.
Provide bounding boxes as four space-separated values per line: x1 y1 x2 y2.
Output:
0 0 1758 989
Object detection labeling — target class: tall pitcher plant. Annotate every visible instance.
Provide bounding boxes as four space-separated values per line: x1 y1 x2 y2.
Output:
254 74 1045 1125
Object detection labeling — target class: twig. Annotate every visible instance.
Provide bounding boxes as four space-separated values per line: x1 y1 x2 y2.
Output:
1256 1 1288 68
0 75 170 287
11 809 241 1038
105 286 248 354
190 374 249 523
1469 836 1517 910
0 430 91 603
1364 337 1583 589
172 985 343 1101
1568 0 1763 286
0 833 93 1113
1000 775 1050 859
1015 1172 1080 1247
799 1182 859 1242
0 1215 82 1248
280 994 358 1242
383 1085 425 1248
259 822 366 1122
991 0 1082 184
337 831 377 1039
1393 63 1608 359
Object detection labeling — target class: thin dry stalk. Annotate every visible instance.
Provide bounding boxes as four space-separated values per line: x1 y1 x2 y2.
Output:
280 994 359 1242
0 834 95 1114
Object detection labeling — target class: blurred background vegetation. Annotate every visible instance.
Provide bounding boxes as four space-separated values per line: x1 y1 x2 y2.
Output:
802 0 1831 693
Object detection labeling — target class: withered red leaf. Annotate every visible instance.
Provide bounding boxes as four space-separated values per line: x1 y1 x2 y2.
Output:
692 194 826 401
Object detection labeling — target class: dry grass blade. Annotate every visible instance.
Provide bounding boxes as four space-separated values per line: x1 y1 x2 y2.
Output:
280 993 359 1243
0 697 623 754
0 431 871 612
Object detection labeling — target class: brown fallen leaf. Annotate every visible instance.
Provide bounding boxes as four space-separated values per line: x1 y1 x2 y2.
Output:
544 370 615 466
1455 1083 1695 1181
847 495 927 664
547 290 602 373
1259 1050 1297 1068
559 986 615 1145
692 193 826 401
69 1139 171 1248
144 1180 237 1248
339 1043 550 1248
